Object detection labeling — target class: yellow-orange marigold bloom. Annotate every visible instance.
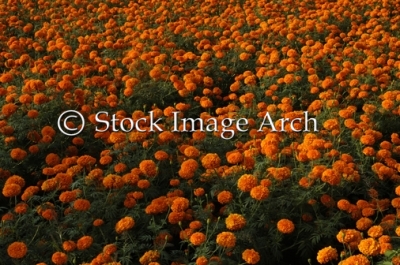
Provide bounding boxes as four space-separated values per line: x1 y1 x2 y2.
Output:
51 252 68 265
2 183 21 197
358 238 380 256
367 225 384 238
321 169 341 186
340 254 370 265
102 174 124 189
178 159 198 179
109 131 126 144
7 241 27 259
216 231 236 248
201 153 221 169
76 235 93 250
237 174 258 192
183 146 200 158
171 197 190 212
356 217 374 231
115 216 135 234
190 232 206 246
139 250 160 265
73 198 91 211
10 148 27 161
250 185 269 200
226 213 246 231
196 256 208 265
139 159 158 177
316 246 338 264
277 219 295 234
62 240 76 252
2 103 18 117
154 150 169 161
242 249 260 264
76 155 96 167
217 191 233 204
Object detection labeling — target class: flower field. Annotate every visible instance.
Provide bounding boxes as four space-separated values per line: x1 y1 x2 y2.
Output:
1 0 400 264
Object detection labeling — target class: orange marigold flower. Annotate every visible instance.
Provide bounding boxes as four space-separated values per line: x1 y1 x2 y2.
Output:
321 169 341 186
277 219 295 234
250 185 270 200
356 217 374 231
51 252 68 265
190 232 206 246
93 219 104 227
115 216 135 234
194 187 205 197
154 150 169 161
109 131 126 144
358 238 380 256
2 183 21 197
139 250 160 265
62 240 76 252
171 197 190 212
226 213 246 231
367 225 384 238
168 211 186 224
76 155 96 167
2 103 18 117
237 174 258 192
316 246 338 264
183 146 200 158
196 256 208 265
73 198 91 211
10 148 27 161
7 241 27 259
45 153 60 166
217 190 233 204
178 159 198 179
102 174 124 189
103 244 117 255
76 235 93 250
340 254 370 265
216 231 236 248
5 175 25 188
242 249 261 264
201 153 221 169
139 159 158 177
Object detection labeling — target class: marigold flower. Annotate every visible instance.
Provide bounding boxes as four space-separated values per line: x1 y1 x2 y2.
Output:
103 244 117 255
216 231 236 248
73 198 91 211
154 150 169 161
102 174 124 189
51 252 68 265
139 159 158 177
367 225 384 238
171 197 190 212
340 254 370 265
115 216 135 234
196 256 208 265
226 213 246 231
2 183 21 197
183 146 200 158
190 232 206 246
109 131 126 144
250 185 270 200
237 174 258 192
358 238 380 256
277 219 295 234
7 241 27 259
168 211 186 224
178 159 198 179
10 148 27 161
93 219 104 227
201 153 221 169
139 250 160 265
76 155 96 167
194 187 205 197
217 190 233 204
62 240 76 252
2 103 18 117
76 235 93 251
316 246 338 264
356 217 374 231
242 249 260 264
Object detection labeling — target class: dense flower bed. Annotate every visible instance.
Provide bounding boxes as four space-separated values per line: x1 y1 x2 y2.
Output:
1 0 400 264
